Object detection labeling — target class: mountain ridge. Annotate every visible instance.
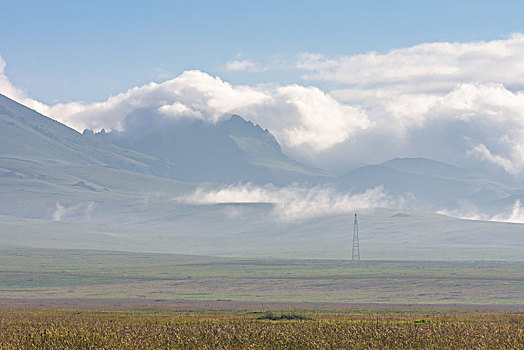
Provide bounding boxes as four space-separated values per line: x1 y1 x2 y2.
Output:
90 112 330 185
0 93 186 178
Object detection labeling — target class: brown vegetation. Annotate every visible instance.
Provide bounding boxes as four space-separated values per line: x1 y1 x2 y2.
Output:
0 309 522 349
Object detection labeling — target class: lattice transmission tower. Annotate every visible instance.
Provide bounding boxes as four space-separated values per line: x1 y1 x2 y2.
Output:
352 213 360 261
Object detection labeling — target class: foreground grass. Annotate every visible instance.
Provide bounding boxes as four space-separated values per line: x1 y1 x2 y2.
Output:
0 309 523 349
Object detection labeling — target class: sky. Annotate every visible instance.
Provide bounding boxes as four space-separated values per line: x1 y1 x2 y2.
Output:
2 1 524 175
2 0 523 103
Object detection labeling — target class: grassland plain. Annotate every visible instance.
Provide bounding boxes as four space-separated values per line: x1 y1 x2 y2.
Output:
1 248 523 304
1 247 524 348
0 309 522 349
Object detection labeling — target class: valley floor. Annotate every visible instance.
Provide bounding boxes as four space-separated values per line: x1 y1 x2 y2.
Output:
1 247 523 305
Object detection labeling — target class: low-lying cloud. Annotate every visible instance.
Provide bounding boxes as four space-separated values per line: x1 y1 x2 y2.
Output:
52 202 78 222
180 184 408 221
438 200 524 224
52 201 96 222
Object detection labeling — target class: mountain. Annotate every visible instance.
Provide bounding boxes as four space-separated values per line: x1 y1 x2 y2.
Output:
381 157 477 180
336 157 515 212
0 93 184 178
0 93 195 219
91 114 330 185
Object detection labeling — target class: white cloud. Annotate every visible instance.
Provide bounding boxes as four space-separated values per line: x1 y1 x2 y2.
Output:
4 35 524 176
0 57 372 152
298 33 524 91
52 202 78 221
277 85 373 150
295 35 524 175
43 70 270 131
157 101 203 119
225 59 259 72
181 183 408 221
439 200 524 224
380 83 524 175
0 55 50 114
52 201 95 221
436 208 484 222
492 200 524 223
468 144 518 175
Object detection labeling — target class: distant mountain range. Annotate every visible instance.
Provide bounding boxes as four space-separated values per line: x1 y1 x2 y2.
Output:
1 93 523 260
1 92 522 213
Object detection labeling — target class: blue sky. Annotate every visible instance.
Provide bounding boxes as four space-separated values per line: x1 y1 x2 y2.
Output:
1 0 524 103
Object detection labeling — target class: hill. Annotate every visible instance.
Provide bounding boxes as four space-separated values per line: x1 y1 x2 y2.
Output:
336 157 516 213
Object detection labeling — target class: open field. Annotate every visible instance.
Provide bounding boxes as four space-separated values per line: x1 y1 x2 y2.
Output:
1 239 523 349
1 248 523 304
0 308 522 349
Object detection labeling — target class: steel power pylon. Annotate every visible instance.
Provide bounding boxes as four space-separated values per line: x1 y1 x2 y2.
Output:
352 213 360 261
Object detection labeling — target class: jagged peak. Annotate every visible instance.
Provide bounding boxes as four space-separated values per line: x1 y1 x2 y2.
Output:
222 114 280 151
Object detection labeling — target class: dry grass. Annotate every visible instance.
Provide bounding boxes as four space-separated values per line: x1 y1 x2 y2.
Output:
0 309 522 349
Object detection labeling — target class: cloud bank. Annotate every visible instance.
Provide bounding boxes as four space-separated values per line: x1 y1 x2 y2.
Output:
297 34 524 174
298 34 524 91
0 59 369 152
2 34 524 175
181 184 407 221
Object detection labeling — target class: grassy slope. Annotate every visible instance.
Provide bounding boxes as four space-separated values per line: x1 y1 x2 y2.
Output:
2 205 524 261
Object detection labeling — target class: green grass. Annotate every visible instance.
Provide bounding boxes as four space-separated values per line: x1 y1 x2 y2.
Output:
0 248 523 304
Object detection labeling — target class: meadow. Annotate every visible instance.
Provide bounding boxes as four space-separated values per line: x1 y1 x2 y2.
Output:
1 247 523 304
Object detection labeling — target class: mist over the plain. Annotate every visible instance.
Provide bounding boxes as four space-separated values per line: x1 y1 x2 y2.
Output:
179 184 408 221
